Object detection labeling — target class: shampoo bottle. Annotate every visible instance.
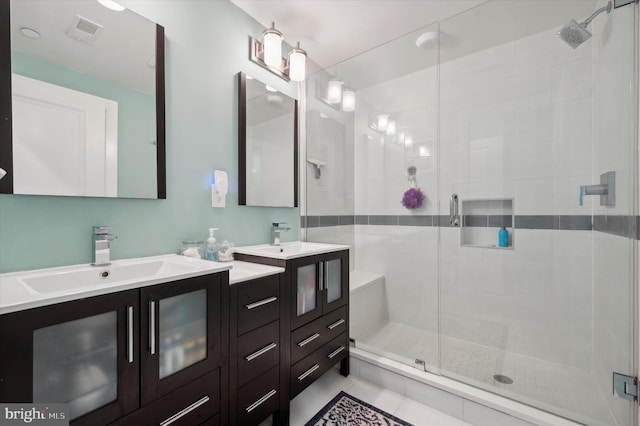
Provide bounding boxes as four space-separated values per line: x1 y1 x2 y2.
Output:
204 228 219 261
498 227 509 248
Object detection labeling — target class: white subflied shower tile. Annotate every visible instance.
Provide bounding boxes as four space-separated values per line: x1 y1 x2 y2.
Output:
550 57 592 102
405 378 464 420
463 400 537 426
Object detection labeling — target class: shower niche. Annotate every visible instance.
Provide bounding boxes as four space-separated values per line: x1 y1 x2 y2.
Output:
459 198 514 249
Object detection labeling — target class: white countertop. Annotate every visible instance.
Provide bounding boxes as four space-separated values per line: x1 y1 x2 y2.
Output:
0 254 231 315
234 241 350 260
228 261 284 285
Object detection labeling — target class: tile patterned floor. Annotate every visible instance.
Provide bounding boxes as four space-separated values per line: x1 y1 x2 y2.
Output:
260 368 474 426
357 321 614 426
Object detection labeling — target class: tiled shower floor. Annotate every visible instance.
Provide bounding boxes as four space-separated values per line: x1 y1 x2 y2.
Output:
357 321 615 426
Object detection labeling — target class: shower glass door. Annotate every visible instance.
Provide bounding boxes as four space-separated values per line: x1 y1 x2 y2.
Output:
437 1 636 425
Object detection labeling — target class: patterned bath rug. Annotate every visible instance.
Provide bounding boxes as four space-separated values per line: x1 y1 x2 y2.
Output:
305 391 414 426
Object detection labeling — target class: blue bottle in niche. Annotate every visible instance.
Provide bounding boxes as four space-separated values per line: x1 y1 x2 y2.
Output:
498 227 509 248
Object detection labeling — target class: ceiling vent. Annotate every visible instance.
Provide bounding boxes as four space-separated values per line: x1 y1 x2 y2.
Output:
67 15 104 44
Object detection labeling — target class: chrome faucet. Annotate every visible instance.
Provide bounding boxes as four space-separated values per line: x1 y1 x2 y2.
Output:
92 226 117 266
271 222 290 246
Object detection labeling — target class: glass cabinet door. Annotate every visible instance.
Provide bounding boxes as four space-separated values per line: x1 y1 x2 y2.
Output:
158 289 207 379
33 312 118 421
325 258 342 304
141 274 221 405
296 263 318 316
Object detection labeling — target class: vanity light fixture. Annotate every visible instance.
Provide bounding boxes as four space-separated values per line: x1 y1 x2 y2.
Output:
250 22 307 82
97 0 126 11
342 89 356 112
327 79 343 104
386 120 397 136
377 114 389 132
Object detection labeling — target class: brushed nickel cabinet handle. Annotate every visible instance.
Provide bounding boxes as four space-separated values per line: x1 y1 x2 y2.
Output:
246 296 277 310
149 301 156 355
298 364 320 381
127 305 134 363
245 389 277 413
327 346 345 359
245 342 277 362
327 318 345 330
297 333 320 347
160 396 210 426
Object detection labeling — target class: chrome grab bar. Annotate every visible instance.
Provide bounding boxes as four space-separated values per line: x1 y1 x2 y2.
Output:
449 193 459 226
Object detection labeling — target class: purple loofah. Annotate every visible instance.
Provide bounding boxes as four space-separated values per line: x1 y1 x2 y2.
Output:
401 187 425 210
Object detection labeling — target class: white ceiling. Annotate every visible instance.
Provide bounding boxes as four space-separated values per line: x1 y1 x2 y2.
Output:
230 0 488 70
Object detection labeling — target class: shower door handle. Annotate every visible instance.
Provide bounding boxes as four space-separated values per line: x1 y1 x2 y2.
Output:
449 193 459 226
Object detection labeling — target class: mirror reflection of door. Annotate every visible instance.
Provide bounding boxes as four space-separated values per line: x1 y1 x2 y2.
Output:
12 74 118 197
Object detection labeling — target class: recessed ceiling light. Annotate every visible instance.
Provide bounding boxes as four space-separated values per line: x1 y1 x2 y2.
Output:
265 85 278 92
20 27 40 39
97 0 126 12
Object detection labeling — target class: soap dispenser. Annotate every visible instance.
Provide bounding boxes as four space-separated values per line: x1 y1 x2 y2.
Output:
204 228 219 261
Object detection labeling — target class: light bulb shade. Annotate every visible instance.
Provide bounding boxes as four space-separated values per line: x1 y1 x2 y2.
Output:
98 0 125 11
327 79 342 104
262 24 283 67
377 114 389 131
386 120 396 135
288 44 306 82
342 89 356 112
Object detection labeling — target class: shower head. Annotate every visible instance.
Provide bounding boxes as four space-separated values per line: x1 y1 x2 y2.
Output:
558 19 592 49
558 1 612 49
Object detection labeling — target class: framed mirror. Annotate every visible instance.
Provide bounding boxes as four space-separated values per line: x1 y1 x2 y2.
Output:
238 72 298 207
0 0 166 199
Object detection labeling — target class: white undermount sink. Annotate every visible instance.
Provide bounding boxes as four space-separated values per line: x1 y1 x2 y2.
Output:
233 241 349 260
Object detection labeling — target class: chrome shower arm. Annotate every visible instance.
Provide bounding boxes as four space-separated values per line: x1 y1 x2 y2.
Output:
581 1 612 27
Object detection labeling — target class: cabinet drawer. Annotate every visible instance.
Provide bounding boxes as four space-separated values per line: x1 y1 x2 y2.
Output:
290 333 348 398
237 366 280 426
290 305 347 364
111 369 220 426
237 320 280 387
237 274 280 335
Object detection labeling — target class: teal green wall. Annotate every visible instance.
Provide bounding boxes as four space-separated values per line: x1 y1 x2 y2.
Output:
0 0 300 272
11 52 157 198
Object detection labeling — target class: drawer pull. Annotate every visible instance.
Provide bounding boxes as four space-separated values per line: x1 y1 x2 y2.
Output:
245 342 277 362
246 296 277 310
327 346 346 359
127 305 134 363
160 395 210 426
327 319 345 330
298 364 320 381
297 333 320 347
245 389 277 413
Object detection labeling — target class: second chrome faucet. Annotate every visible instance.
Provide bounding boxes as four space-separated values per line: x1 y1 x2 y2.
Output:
271 222 290 246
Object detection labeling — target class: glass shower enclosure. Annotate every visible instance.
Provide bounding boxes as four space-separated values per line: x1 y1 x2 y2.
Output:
303 1 638 425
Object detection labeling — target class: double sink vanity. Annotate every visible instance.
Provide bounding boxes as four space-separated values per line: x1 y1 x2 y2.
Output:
0 241 350 425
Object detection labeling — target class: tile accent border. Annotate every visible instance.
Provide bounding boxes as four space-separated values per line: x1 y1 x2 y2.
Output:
301 215 638 239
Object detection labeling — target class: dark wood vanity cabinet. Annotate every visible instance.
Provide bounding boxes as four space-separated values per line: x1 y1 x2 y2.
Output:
287 251 349 398
229 273 287 425
234 249 350 404
0 272 229 426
